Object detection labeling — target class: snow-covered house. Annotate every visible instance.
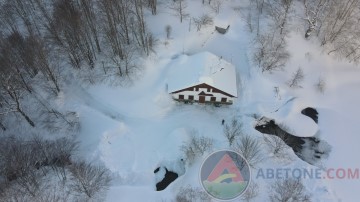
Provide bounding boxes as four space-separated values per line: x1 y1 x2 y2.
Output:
166 52 237 105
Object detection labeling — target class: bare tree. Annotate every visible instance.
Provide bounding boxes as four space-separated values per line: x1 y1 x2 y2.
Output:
0 2 19 33
165 25 172 39
181 130 213 165
0 137 44 196
232 135 263 168
116 0 132 45
0 137 30 181
318 0 360 63
320 0 359 45
169 0 189 23
0 135 76 183
0 134 97 202
269 178 311 202
263 134 289 159
176 185 211 202
209 0 222 14
0 116 6 131
98 0 126 64
133 0 152 55
255 0 265 14
0 32 36 93
97 0 151 78
315 77 326 93
249 0 266 35
78 0 102 53
251 0 293 72
147 0 157 15
32 181 72 202
0 32 41 127
14 169 45 198
266 0 294 35
302 0 329 38
252 33 290 72
69 161 111 199
32 136 78 180
32 0 64 46
223 118 243 146
287 67 305 88
51 0 86 69
105 43 140 80
27 35 62 94
0 81 35 127
241 182 259 202
193 14 213 31
245 12 254 33
7 0 42 35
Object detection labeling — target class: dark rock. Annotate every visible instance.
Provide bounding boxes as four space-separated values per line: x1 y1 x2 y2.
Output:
215 25 230 34
154 167 160 173
156 167 178 191
301 107 318 123
255 116 331 166
309 137 320 143
254 118 305 153
315 150 324 154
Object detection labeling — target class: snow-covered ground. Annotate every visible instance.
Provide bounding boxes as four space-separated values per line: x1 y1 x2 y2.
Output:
55 1 360 201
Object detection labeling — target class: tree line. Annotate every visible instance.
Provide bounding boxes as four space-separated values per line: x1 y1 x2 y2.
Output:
0 0 158 130
244 0 360 73
0 2 158 198
0 135 112 201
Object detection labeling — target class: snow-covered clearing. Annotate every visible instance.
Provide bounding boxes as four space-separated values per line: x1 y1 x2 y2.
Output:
52 1 360 201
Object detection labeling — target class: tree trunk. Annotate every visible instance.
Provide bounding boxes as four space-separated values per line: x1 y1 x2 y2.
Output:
13 91 35 127
17 107 35 127
0 121 6 131
17 69 32 93
280 6 289 35
180 1 183 23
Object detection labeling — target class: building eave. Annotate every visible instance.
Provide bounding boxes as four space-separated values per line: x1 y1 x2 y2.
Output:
169 83 237 98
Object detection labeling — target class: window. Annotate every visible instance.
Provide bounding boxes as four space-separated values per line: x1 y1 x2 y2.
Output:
221 97 227 102
207 88 210 92
211 97 216 102
179 95 184 100
188 95 194 100
195 87 199 91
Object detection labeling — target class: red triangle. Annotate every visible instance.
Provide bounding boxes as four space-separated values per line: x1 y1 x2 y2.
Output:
207 153 244 182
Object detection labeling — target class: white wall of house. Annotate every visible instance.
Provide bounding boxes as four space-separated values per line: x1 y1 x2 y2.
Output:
171 87 234 103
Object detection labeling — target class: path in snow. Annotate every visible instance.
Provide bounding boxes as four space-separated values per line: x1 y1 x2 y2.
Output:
66 83 125 121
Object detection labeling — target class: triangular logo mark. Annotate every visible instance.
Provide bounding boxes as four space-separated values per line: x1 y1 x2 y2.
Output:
207 153 244 182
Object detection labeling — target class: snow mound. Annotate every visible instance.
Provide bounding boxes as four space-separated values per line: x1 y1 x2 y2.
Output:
280 113 318 137
269 98 318 137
